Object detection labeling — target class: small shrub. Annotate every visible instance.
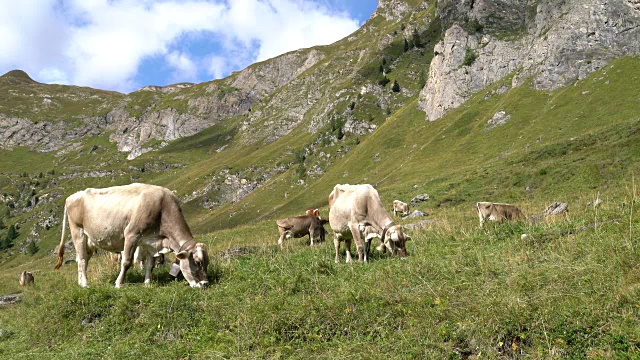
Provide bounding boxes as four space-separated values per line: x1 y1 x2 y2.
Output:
419 70 426 88
462 48 478 67
378 76 390 87
392 80 401 93
411 28 422 48
295 164 306 179
27 240 39 255
294 150 306 164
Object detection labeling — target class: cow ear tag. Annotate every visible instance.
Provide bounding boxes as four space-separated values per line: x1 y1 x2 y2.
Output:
169 263 181 277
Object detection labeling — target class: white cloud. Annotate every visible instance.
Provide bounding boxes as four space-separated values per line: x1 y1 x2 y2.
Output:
166 51 198 83
208 56 228 80
0 0 362 93
38 67 70 85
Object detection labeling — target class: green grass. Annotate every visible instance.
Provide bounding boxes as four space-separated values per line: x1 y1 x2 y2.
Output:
0 199 638 358
1 5 640 356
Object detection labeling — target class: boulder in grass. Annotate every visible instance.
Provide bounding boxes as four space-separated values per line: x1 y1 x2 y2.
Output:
405 210 429 219
410 194 430 207
543 202 568 216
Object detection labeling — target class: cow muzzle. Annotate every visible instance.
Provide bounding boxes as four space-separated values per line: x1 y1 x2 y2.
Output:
191 280 209 288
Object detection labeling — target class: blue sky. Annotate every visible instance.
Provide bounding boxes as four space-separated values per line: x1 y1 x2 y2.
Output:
0 0 378 93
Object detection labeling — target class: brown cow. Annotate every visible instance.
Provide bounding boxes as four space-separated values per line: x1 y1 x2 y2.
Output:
133 246 169 269
19 271 34 286
55 183 209 288
476 201 525 227
305 208 321 218
392 200 410 217
328 184 411 263
276 215 327 247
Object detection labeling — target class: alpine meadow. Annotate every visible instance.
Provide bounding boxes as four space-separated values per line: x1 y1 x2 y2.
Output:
1 0 640 358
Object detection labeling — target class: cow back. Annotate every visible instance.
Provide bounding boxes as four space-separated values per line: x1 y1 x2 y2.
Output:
329 184 392 233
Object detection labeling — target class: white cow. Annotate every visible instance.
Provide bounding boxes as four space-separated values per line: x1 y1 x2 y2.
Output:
476 201 525 227
328 184 410 263
55 183 209 288
392 200 410 216
19 271 34 286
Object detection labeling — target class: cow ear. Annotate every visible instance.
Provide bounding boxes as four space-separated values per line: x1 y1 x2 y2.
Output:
176 250 189 260
405 235 411 241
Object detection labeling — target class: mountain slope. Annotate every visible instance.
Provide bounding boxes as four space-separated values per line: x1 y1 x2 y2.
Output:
1 0 640 357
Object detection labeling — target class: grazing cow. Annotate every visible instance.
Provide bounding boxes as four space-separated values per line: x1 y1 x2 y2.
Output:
305 208 321 218
476 201 525 227
54 183 209 288
19 271 34 286
392 200 410 217
276 215 327 247
133 246 170 269
328 184 411 263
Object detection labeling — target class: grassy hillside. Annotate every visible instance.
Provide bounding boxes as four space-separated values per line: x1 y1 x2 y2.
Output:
0 56 639 357
0 0 640 352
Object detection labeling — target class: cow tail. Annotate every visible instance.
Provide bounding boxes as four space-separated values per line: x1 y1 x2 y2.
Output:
54 204 67 270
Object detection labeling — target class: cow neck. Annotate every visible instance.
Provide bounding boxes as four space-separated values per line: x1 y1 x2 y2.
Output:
379 221 395 245
368 211 394 234
176 239 197 253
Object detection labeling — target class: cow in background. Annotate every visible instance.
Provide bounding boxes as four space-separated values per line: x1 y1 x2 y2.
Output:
133 246 170 269
55 183 209 288
392 200 410 217
328 184 411 263
305 208 321 218
476 201 525 227
19 271 34 286
276 215 328 247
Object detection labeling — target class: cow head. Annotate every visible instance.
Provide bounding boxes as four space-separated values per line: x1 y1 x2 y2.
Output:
176 242 210 288
476 202 493 216
381 225 410 257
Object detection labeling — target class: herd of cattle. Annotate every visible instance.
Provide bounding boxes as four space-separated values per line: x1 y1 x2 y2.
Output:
33 182 524 288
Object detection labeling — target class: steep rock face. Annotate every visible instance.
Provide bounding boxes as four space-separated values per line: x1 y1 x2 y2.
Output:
0 115 106 152
108 49 324 157
419 0 640 121
373 0 413 20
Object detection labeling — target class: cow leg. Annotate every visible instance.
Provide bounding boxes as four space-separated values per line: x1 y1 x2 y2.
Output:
144 251 155 285
349 223 364 262
344 237 354 263
309 227 315 246
116 227 140 288
364 237 371 263
277 227 286 248
70 225 90 288
334 233 343 263
377 240 387 253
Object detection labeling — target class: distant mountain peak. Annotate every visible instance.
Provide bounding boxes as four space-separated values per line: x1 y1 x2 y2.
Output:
0 69 37 84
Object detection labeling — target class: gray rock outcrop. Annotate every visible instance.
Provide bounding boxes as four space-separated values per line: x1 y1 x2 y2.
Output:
486 110 511 130
419 0 640 121
0 115 105 152
405 210 429 219
543 202 569 216
410 193 430 207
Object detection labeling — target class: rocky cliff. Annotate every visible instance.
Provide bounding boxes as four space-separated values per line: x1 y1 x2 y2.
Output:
2 0 640 156
419 0 640 120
